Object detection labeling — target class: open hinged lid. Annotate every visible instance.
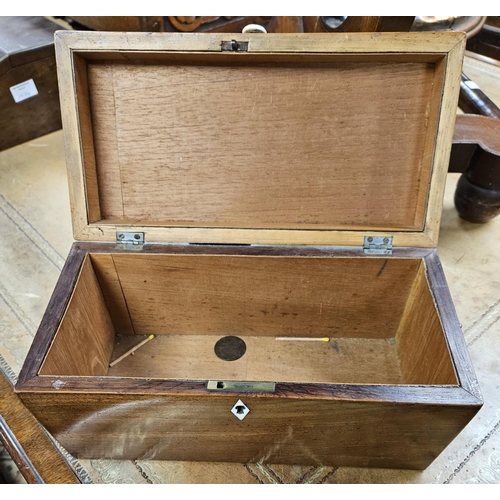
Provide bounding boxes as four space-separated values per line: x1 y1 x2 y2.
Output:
56 31 465 248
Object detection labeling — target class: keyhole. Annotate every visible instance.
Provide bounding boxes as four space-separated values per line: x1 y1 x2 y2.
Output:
231 399 249 420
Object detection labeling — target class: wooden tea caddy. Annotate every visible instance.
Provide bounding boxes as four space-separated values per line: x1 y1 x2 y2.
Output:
15 31 482 470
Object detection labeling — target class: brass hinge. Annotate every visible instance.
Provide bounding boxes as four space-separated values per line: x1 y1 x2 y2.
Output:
116 232 144 250
363 236 393 255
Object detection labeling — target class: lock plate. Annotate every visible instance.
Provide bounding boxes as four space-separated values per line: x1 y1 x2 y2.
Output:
207 381 276 392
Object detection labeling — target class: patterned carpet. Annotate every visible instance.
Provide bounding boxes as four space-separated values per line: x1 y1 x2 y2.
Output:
0 54 499 484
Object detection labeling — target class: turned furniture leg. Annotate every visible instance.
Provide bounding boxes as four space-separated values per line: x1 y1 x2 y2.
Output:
450 74 500 222
450 114 500 223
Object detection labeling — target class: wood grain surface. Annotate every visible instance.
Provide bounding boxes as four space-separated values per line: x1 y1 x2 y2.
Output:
453 113 500 153
108 254 420 338
90 253 135 334
108 334 403 384
395 261 457 385
86 59 439 230
18 390 480 469
39 255 115 376
53 31 465 246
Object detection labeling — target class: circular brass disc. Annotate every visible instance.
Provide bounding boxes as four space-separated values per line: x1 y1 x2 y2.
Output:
214 336 246 361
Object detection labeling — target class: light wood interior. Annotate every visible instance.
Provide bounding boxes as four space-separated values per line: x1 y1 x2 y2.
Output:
93 254 421 338
107 334 402 384
39 252 458 385
395 262 457 385
39 255 115 376
74 52 445 232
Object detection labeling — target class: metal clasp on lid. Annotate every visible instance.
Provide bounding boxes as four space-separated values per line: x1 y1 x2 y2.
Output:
221 40 249 52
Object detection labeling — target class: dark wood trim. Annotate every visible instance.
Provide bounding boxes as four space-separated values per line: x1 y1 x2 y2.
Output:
16 244 87 386
72 241 435 259
0 416 43 484
17 376 481 406
424 250 483 400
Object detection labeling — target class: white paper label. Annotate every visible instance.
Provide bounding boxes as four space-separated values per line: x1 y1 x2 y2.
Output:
10 79 39 103
465 80 480 90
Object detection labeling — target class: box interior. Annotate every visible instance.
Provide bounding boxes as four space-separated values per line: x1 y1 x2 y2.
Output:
39 253 458 386
74 51 445 233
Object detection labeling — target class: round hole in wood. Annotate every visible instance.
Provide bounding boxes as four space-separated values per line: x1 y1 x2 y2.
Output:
214 336 246 361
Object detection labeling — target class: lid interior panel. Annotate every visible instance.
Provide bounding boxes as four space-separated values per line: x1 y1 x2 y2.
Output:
76 52 446 232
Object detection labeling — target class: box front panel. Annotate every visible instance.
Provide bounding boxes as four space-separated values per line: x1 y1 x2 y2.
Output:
19 392 479 469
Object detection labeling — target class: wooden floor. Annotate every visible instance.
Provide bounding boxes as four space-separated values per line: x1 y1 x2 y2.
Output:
107 334 403 384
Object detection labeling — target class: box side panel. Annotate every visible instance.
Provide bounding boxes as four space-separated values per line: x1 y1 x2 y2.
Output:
424 251 482 399
39 255 115 376
16 243 87 386
19 392 479 469
395 261 457 385
90 254 135 335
